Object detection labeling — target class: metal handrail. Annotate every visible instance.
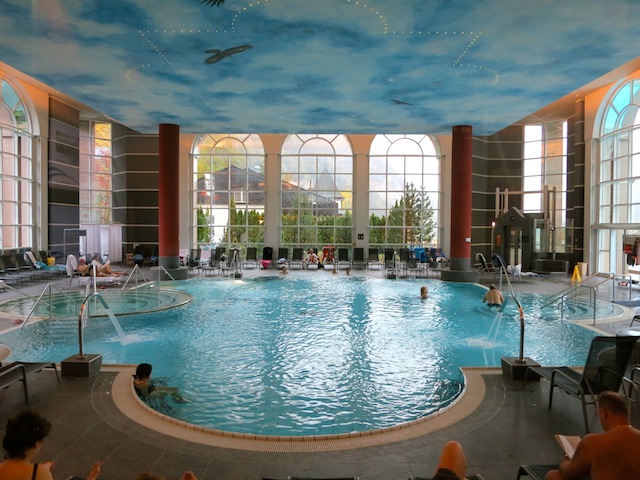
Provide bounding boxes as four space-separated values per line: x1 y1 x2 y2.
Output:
498 265 527 362
558 284 598 325
539 272 612 310
612 273 633 306
20 282 79 329
119 264 149 290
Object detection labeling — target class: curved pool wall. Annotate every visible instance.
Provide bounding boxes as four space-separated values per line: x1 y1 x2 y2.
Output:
0 275 627 437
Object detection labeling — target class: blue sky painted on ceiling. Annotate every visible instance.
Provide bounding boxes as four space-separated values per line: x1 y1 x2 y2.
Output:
0 0 638 135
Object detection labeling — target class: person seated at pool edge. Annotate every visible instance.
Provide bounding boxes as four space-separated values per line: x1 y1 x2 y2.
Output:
305 248 318 267
76 257 91 275
420 285 428 299
91 254 125 277
545 391 640 480
0 410 101 480
482 284 504 308
133 363 189 403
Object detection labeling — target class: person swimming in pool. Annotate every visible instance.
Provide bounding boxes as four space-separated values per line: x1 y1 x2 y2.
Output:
420 285 428 299
482 284 504 308
133 363 189 403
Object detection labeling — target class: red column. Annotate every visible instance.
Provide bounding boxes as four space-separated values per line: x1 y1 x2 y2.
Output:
158 123 180 269
450 125 473 271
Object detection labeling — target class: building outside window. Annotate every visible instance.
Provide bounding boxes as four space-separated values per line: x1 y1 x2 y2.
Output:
192 134 266 253
0 79 33 251
280 134 353 249
596 78 640 273
368 134 441 250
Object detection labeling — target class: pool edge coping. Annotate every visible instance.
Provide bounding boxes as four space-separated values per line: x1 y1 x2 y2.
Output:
109 365 491 452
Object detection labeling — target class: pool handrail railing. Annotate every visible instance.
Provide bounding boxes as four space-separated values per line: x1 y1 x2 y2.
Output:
19 282 79 329
498 264 526 363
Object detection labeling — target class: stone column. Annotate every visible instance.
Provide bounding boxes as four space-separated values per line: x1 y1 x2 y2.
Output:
158 123 187 278
441 125 480 282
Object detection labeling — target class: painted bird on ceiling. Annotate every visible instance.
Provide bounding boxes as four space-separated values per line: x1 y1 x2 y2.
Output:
205 45 253 64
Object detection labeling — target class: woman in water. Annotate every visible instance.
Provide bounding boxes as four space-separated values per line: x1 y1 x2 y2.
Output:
420 285 429 299
133 363 188 403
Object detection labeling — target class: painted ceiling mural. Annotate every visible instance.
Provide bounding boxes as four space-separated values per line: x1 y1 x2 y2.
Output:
0 0 638 134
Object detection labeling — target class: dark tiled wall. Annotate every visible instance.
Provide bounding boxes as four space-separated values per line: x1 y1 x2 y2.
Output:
470 118 586 270
112 124 159 255
567 101 585 265
471 126 524 257
47 99 80 258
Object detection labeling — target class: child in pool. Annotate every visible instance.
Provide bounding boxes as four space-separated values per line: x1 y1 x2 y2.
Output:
133 363 189 403
420 286 428 299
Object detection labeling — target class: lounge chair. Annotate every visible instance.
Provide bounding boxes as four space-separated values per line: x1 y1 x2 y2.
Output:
337 248 351 269
13 252 49 281
243 247 258 269
277 247 289 268
352 247 366 269
0 361 60 404
66 254 85 286
1 254 35 284
383 248 396 268
515 465 557 479
523 335 638 433
368 247 382 269
406 257 422 278
261 246 274 269
289 247 304 269
187 248 201 269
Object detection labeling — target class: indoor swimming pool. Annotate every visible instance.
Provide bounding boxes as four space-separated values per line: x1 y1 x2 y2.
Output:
0 275 622 437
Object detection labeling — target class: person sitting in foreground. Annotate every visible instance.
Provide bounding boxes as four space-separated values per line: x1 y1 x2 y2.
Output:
545 391 640 480
431 441 468 480
0 410 101 480
420 285 429 299
482 284 504 308
133 363 189 403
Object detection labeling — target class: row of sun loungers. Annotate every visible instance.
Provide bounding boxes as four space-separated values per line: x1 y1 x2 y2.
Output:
0 251 66 287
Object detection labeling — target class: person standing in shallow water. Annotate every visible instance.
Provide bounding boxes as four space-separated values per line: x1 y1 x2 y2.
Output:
482 284 503 308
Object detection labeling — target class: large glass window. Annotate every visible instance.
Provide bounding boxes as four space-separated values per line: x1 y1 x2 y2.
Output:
596 79 640 273
79 121 112 224
368 134 440 248
523 122 570 253
0 79 33 250
280 134 353 248
192 134 265 251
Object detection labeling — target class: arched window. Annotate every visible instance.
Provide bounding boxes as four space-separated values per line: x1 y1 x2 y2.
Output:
0 79 33 250
369 134 441 248
280 134 353 248
596 79 640 273
192 134 266 252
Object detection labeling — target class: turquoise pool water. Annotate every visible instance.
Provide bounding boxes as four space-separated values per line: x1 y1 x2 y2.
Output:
0 276 612 436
